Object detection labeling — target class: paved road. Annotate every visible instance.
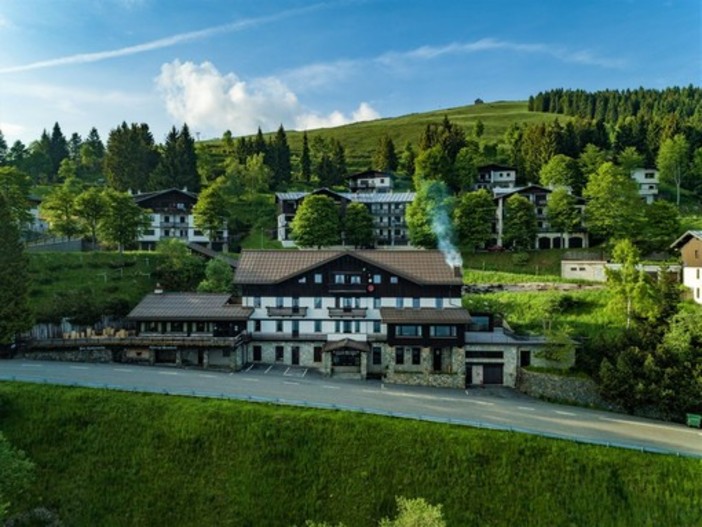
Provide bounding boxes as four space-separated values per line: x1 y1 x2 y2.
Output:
1 359 701 458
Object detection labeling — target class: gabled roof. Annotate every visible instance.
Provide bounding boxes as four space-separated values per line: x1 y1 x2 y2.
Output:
132 188 198 204
493 184 552 200
478 164 516 172
127 293 252 321
276 191 415 203
670 230 702 250
322 338 370 353
234 250 463 286
380 307 471 324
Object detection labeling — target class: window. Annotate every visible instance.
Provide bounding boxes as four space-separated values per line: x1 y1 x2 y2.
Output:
195 322 207 333
430 325 457 337
435 298 443 309
373 274 382 284
254 320 261 332
253 297 261 308
395 347 405 365
193 230 202 236
396 325 421 337
412 298 420 309
396 297 404 308
314 346 322 362
373 320 381 333
179 216 186 223
342 297 353 309
275 346 284 362
314 273 323 284
354 320 360 333
276 320 283 332
350 274 361 284
164 229 170 237
411 347 421 365
520 350 531 367
276 297 284 308
373 297 381 309
314 320 322 332
645 172 656 179
334 274 345 284
343 320 352 333
292 320 299 335
697 269 700 280
372 346 382 365
253 346 262 361
164 215 170 223
390 276 399 284
314 297 322 309
335 321 340 333
170 322 184 333
298 276 307 284
143 229 155 236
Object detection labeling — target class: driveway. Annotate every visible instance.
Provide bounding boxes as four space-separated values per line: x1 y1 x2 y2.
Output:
1 359 700 458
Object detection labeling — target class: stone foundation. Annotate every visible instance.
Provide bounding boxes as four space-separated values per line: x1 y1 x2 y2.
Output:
517 368 620 410
385 371 464 389
20 349 113 363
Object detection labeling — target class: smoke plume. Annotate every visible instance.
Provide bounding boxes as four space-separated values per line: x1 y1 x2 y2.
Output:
426 181 463 269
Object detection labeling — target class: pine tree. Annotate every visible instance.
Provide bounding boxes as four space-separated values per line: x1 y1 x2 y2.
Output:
372 135 398 172
104 122 160 191
299 131 311 182
0 193 33 344
0 129 7 166
270 125 291 189
150 125 199 191
48 122 69 179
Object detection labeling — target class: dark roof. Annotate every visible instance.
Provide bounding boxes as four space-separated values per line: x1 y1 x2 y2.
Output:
322 338 370 353
234 250 463 286
670 230 702 250
132 188 198 204
127 293 252 321
493 184 552 201
187 242 238 268
346 170 394 180
380 308 471 324
478 164 516 172
276 191 414 203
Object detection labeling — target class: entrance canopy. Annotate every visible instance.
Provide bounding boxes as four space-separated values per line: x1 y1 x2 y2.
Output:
322 338 370 353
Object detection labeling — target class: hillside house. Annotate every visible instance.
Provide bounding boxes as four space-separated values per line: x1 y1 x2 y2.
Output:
671 230 702 304
133 188 228 251
474 164 517 191
630 168 659 204
275 188 415 248
492 185 588 250
346 170 394 193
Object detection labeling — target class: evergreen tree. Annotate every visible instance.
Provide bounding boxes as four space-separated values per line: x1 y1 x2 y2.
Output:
68 132 83 161
503 194 537 250
104 122 160 191
253 127 268 158
0 194 33 344
150 124 199 191
330 138 347 184
299 131 311 182
372 135 398 172
79 128 105 183
343 202 375 248
291 194 341 248
0 167 32 226
617 146 645 174
269 124 291 189
398 141 416 177
6 141 27 168
453 189 495 252
0 129 7 165
578 143 608 180
48 122 69 179
413 145 451 190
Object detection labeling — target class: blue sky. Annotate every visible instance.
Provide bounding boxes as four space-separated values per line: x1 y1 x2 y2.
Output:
0 0 699 145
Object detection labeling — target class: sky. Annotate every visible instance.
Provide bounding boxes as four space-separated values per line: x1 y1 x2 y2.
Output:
0 0 700 145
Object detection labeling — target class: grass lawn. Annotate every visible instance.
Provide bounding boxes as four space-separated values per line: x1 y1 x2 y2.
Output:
0 383 700 527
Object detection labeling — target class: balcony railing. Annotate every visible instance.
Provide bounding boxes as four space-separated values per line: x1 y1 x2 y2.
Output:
266 306 308 317
328 283 367 293
328 307 367 318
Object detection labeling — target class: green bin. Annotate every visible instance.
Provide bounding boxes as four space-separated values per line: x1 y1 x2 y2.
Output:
686 413 701 428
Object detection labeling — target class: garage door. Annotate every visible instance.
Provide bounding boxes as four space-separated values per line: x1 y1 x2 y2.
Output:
483 364 504 385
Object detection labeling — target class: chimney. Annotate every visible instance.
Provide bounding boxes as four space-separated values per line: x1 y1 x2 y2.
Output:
154 283 163 294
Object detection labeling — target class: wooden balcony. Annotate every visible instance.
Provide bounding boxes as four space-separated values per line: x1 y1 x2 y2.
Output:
328 308 367 318
266 306 308 317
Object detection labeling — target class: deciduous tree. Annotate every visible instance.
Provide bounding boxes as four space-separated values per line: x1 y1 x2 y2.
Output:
0 167 32 227
546 186 580 247
539 154 579 190
657 133 689 206
453 189 495 252
197 258 234 293
503 194 537 250
74 187 108 247
343 202 375 248
40 178 83 239
291 194 341 248
99 188 150 253
193 176 230 248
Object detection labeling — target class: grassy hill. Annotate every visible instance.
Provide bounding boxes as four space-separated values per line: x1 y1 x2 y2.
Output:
202 101 570 174
1 383 700 527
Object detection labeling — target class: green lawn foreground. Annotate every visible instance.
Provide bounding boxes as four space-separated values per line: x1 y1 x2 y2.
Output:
1 383 700 527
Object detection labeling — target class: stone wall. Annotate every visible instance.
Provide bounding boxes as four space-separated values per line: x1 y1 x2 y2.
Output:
385 371 464 389
20 349 114 363
517 368 621 410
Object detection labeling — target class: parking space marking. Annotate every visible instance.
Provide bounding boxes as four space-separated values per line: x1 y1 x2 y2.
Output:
21 363 42 367
283 381 299 386
241 378 259 383
301 368 308 377
284 367 291 376
245 364 254 372
113 368 133 373
157 371 179 376
265 365 273 373
198 374 217 379
555 410 576 416
464 399 494 406
518 406 535 411
322 385 340 390
70 366 89 370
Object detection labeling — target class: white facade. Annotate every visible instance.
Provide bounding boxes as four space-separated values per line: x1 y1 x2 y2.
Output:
630 168 659 204
348 174 393 192
140 211 221 246
683 267 702 304
475 165 517 191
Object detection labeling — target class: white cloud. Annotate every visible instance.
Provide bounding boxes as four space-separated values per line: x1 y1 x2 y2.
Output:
377 38 625 69
156 60 380 135
0 121 25 137
0 3 326 74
